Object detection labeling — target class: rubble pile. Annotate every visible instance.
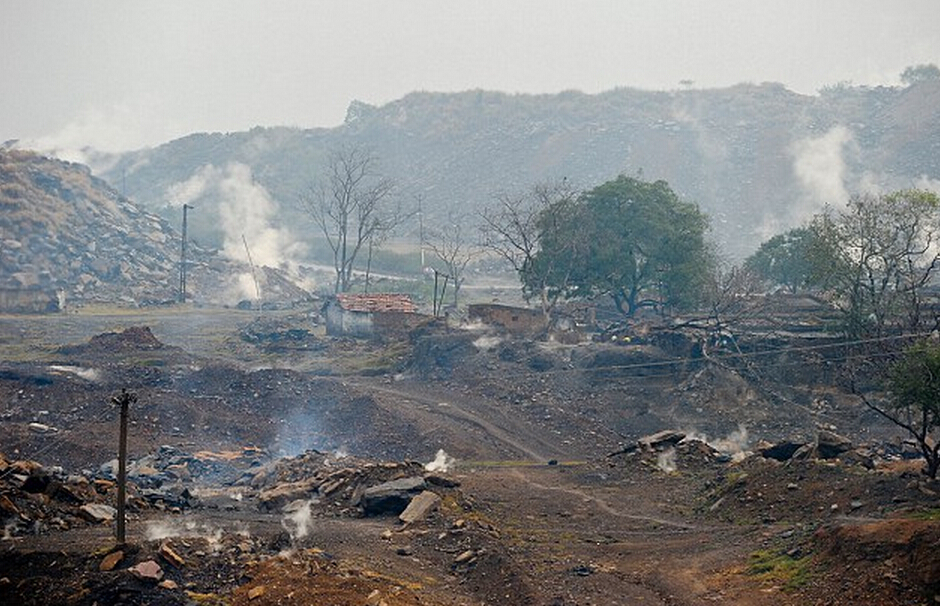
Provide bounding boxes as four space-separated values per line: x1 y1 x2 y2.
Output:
239 449 457 519
1 443 531 606
0 444 273 538
1 450 123 536
238 316 324 352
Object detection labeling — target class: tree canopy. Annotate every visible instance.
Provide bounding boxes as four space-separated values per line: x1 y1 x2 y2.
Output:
901 63 940 86
744 227 817 294
525 175 710 316
749 189 940 338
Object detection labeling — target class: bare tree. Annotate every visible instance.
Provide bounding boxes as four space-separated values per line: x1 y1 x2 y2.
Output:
480 179 579 316
810 190 940 338
426 216 477 308
300 147 397 293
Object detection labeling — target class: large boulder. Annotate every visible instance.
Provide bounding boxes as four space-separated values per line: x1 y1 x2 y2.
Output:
816 430 853 459
360 477 426 516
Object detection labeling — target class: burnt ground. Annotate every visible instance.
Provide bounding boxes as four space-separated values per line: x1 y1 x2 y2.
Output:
1 309 939 606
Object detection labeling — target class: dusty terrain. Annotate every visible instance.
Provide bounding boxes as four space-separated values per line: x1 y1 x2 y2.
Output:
1 308 939 606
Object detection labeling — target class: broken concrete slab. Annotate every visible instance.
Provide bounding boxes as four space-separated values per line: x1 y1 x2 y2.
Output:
399 490 441 525
78 503 116 523
638 430 686 451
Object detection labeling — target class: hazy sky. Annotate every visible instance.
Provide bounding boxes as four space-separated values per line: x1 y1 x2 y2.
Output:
3 0 938 153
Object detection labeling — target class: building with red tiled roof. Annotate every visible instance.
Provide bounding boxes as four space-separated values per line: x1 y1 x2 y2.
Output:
324 293 425 338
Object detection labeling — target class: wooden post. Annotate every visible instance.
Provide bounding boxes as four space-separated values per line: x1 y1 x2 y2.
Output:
111 389 137 546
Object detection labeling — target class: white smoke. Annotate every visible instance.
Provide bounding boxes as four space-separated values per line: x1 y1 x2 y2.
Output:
16 95 174 165
425 449 455 473
915 175 940 195
684 425 751 463
145 519 224 551
472 335 502 351
790 125 854 217
281 499 315 541
656 448 677 473
48 365 100 382
164 162 308 300
165 165 213 207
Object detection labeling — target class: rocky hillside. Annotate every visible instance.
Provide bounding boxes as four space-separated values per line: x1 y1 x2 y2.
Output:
0 150 310 309
98 80 940 261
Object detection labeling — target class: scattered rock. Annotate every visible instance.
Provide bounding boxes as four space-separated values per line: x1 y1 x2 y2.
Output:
817 430 853 459
424 474 460 488
159 542 185 568
454 549 476 565
128 560 164 582
99 550 124 572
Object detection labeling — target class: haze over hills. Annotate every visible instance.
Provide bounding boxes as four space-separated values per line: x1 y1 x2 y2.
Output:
95 80 940 264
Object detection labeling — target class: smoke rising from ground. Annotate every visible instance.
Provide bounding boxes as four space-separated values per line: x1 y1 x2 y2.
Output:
281 499 316 542
790 125 853 217
165 162 308 300
425 449 455 473
685 425 751 463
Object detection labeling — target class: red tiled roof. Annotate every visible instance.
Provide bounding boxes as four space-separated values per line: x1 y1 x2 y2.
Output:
335 293 417 313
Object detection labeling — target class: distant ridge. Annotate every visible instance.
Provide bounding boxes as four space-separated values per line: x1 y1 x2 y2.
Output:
92 80 940 262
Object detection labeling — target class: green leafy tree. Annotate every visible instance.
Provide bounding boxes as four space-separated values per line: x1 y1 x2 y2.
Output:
745 227 818 293
901 63 940 86
527 175 710 316
858 339 940 478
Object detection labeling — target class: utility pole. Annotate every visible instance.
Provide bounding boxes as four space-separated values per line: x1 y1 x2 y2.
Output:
242 234 263 314
417 194 425 270
433 270 450 317
111 389 137 546
179 204 193 303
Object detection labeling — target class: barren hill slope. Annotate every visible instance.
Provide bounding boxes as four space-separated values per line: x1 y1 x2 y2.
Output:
0 150 309 309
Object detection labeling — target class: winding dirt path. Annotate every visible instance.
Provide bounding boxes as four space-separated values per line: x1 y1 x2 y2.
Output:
346 377 565 462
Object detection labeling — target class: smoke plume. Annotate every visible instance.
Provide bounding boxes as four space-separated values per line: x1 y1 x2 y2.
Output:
165 162 307 299
281 499 316 541
425 449 455 473
790 125 853 217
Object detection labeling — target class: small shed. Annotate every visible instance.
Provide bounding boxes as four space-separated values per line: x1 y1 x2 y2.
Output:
324 293 420 338
468 303 547 336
